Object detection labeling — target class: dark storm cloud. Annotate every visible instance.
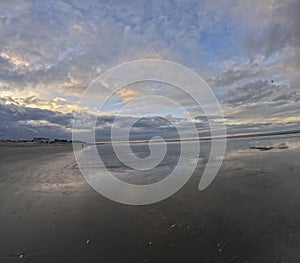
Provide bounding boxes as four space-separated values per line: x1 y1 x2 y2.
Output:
0 104 73 139
0 103 198 141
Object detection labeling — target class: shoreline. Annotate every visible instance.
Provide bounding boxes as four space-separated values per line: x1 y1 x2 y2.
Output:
0 137 299 262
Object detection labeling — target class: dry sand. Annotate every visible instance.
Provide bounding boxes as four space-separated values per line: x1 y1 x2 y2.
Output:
0 138 299 262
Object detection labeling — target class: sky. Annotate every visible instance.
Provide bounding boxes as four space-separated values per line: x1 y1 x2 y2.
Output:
0 0 299 140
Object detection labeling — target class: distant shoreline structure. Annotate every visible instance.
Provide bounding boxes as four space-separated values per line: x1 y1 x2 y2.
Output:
0 137 85 145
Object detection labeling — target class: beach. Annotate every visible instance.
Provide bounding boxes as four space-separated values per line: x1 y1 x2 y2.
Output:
0 136 300 262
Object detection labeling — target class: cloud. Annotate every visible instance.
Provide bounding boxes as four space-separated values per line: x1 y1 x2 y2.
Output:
117 88 140 103
224 80 279 107
0 103 195 141
238 0 300 57
0 105 70 139
0 104 73 139
208 58 263 87
0 0 299 139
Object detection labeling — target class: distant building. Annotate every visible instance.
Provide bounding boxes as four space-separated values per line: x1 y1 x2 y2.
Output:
33 137 50 143
52 139 68 143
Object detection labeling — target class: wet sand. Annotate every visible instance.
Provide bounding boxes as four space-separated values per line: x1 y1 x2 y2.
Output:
0 138 300 262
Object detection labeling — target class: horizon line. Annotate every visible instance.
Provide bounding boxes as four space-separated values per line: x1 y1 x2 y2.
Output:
93 129 300 145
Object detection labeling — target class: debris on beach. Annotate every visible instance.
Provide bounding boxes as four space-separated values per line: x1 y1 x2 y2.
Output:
249 143 288 151
249 145 274 151
276 143 288 149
